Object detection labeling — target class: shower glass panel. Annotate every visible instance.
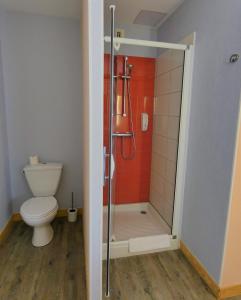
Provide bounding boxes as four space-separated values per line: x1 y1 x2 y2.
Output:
150 49 185 230
103 5 116 297
103 53 117 246
103 5 187 298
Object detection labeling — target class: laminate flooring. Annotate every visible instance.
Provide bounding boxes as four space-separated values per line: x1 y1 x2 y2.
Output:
0 218 86 300
1 219 241 300
103 250 241 300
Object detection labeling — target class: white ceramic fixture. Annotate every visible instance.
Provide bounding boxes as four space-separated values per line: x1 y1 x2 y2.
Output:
20 163 63 247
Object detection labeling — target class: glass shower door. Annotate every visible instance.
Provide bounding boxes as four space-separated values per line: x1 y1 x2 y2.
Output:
104 4 116 297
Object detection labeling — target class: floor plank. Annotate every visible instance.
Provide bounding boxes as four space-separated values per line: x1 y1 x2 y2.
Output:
103 251 241 300
2 220 241 300
0 218 86 300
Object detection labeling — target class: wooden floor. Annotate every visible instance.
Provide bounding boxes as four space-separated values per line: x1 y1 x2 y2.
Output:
1 220 241 300
0 218 86 300
103 251 241 300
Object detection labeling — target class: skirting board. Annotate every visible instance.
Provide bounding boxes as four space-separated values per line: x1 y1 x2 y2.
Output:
13 208 83 221
180 241 220 297
219 285 241 299
180 241 241 299
0 208 82 244
0 215 15 244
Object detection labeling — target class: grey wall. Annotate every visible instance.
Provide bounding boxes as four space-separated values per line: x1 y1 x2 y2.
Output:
0 10 11 229
3 12 82 211
158 0 241 282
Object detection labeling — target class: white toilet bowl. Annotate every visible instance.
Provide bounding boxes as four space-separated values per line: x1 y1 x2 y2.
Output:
21 162 63 247
20 196 58 247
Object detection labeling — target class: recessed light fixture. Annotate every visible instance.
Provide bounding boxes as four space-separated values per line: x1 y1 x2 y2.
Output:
134 10 167 27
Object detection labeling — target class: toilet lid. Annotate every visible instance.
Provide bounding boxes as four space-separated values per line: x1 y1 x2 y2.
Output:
20 197 58 218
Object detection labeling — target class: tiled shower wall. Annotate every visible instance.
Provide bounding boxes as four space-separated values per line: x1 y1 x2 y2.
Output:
150 50 184 227
104 55 155 205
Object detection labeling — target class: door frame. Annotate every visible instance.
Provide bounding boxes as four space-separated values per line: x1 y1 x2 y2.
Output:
172 43 195 238
81 0 104 299
102 40 195 242
101 30 195 300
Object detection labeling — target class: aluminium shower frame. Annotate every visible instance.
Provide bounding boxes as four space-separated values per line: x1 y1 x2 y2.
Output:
104 18 195 296
104 35 195 238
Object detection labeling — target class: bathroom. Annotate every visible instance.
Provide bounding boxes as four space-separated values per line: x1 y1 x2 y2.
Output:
0 0 241 300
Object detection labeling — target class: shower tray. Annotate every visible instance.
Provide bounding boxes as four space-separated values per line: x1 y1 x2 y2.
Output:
102 202 178 259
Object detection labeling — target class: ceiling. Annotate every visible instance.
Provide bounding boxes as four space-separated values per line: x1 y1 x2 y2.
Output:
105 0 184 28
0 0 183 24
0 0 81 19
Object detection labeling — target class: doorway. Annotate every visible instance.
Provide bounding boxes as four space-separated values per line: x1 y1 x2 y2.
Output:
103 5 194 297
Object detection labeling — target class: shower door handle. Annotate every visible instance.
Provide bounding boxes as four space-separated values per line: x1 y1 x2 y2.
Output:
110 154 115 180
103 147 115 185
103 146 109 186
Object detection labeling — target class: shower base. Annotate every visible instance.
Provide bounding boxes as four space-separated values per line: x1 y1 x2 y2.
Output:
102 202 178 259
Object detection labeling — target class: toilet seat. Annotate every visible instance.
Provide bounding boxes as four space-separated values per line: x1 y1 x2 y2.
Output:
20 196 58 220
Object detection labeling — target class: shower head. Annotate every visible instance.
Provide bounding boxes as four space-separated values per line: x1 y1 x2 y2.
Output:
123 56 133 76
128 64 133 75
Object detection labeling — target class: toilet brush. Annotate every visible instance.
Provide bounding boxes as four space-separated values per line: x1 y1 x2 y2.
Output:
68 192 77 222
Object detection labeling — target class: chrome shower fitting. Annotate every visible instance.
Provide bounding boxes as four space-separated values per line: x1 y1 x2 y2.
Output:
120 56 136 160
122 56 128 116
122 57 133 116
128 64 133 75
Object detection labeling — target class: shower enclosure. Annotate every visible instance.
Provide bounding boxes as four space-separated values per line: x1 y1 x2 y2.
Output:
103 5 194 297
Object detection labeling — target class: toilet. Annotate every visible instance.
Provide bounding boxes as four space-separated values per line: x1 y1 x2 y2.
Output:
20 163 63 247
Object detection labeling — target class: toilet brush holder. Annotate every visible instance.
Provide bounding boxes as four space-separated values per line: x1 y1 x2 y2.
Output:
68 208 77 222
68 192 77 222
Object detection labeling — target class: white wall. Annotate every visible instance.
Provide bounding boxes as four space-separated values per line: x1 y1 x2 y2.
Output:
3 12 82 211
82 0 103 299
150 49 184 227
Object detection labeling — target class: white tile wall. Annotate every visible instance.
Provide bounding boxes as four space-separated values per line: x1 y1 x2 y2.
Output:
166 160 176 184
150 49 184 227
169 92 182 116
167 139 178 162
151 152 166 177
150 170 165 196
155 72 171 95
156 49 184 75
168 116 180 139
171 67 184 92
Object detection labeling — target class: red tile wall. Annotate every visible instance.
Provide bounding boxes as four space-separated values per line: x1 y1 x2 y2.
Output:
104 54 155 205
